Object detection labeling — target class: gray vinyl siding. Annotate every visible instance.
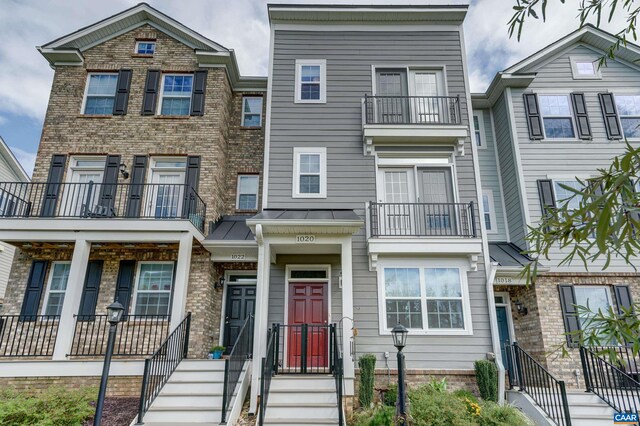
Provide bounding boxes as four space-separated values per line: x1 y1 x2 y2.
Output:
475 108 508 241
0 152 24 300
267 29 492 369
492 93 527 248
511 44 640 271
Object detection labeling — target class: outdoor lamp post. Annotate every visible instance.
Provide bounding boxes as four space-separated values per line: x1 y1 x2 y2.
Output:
94 301 124 426
392 324 408 423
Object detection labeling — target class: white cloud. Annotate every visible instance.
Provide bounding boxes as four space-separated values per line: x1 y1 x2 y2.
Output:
7 146 36 177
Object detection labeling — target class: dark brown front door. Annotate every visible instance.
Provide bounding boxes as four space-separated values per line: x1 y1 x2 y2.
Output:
287 282 328 369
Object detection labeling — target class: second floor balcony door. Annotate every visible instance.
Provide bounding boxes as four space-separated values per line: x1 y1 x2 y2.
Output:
380 168 416 235
409 71 444 124
376 69 408 123
67 164 104 217
151 172 185 219
418 168 455 235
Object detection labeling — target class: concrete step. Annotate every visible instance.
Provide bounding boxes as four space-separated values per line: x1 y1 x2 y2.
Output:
144 407 221 423
163 381 224 394
264 404 339 421
568 402 616 416
268 389 337 404
270 375 335 392
176 359 226 372
153 393 223 408
565 391 607 404
570 414 615 426
170 370 224 382
262 419 338 425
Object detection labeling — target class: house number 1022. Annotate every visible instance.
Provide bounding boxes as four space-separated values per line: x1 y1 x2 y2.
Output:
296 235 316 243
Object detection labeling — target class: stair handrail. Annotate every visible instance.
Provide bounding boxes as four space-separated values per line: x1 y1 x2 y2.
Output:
580 345 640 414
220 314 253 424
505 342 572 426
258 324 277 426
331 324 345 426
136 312 191 425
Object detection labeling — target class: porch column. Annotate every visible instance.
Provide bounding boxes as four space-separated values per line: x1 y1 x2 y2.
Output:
250 229 269 414
170 233 193 331
341 236 355 394
53 239 91 360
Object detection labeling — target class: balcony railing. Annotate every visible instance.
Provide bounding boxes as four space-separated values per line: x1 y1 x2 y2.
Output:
69 314 171 357
0 315 60 357
369 202 476 238
0 182 206 232
364 94 461 125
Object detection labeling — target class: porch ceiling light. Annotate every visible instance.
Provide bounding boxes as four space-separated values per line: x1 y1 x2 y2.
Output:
391 324 408 351
107 301 125 325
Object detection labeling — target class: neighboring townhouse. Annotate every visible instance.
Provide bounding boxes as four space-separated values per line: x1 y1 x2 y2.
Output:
0 3 266 424
247 4 501 422
0 137 30 307
472 24 640 388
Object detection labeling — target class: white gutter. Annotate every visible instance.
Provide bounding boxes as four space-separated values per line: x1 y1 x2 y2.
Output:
487 261 506 405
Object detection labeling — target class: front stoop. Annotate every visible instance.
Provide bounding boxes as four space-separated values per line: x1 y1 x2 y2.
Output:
261 375 341 426
566 390 616 426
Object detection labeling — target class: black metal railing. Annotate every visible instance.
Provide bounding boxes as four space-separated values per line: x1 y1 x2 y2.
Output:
332 324 344 426
364 94 461 125
221 314 253 424
580 345 640 414
0 182 207 232
69 314 170 357
590 345 640 383
369 202 476 237
258 326 276 426
137 312 191 425
505 342 571 426
0 315 60 357
273 324 336 374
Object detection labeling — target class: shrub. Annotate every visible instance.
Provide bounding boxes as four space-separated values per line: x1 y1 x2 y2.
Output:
478 402 533 426
426 377 447 393
474 360 498 402
358 354 377 408
349 404 395 426
382 384 397 407
453 388 479 404
0 386 96 426
408 386 476 426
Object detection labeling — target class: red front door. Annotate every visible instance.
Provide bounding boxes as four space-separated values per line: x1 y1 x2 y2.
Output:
287 282 328 370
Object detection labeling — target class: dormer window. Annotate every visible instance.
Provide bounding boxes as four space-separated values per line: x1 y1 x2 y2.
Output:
136 41 156 55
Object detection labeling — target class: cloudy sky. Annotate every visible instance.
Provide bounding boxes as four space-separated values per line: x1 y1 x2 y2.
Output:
0 0 627 175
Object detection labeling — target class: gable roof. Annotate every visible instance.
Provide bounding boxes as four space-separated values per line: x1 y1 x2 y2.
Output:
0 137 30 182
472 24 640 108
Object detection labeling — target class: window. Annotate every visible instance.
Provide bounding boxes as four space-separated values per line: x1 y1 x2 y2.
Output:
242 97 263 127
378 261 471 334
539 95 575 138
295 59 326 103
83 73 118 115
133 262 174 316
473 111 485 147
570 57 601 79
236 175 259 210
553 180 583 210
159 74 193 116
614 95 640 138
135 41 156 55
574 286 612 336
293 147 326 198
482 190 497 233
43 262 71 316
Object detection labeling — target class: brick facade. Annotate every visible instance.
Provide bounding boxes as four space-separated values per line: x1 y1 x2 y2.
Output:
0 375 141 397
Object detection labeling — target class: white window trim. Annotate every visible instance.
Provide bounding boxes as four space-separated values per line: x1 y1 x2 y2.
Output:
156 73 193 116
538 94 579 141
473 110 486 149
66 156 106 182
376 258 473 336
81 72 118 115
135 41 156 55
614 93 640 141
236 174 260 210
570 56 602 80
294 59 327 104
41 261 71 316
482 189 498 234
241 96 263 127
292 147 327 198
130 261 175 316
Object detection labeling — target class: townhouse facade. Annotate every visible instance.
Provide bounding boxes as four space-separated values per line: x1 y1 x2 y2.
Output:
472 24 640 388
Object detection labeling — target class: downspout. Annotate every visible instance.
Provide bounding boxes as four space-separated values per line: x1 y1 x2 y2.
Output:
487 261 506 404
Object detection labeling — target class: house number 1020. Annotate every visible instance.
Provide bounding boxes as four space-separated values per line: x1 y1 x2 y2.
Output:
296 235 316 243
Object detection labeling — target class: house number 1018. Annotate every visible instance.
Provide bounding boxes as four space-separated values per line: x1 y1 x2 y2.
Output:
296 235 316 243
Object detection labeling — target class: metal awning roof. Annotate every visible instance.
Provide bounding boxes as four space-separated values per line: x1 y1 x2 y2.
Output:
488 242 532 268
205 216 254 242
249 209 361 221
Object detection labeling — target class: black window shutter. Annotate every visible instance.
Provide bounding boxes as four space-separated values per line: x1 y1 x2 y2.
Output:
558 284 581 347
78 260 104 319
571 93 592 140
523 93 544 140
40 155 67 217
190 70 208 116
97 155 121 216
114 260 136 316
537 179 556 216
614 285 634 314
125 155 148 218
598 93 623 140
142 70 161 115
20 261 49 319
112 69 132 115
182 156 201 218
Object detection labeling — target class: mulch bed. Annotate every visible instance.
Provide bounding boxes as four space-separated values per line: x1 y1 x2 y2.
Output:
83 397 139 426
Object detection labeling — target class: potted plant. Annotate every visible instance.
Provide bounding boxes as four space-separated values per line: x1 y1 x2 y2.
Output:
209 346 225 359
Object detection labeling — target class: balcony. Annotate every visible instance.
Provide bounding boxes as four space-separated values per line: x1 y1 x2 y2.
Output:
361 95 469 155
0 182 206 233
